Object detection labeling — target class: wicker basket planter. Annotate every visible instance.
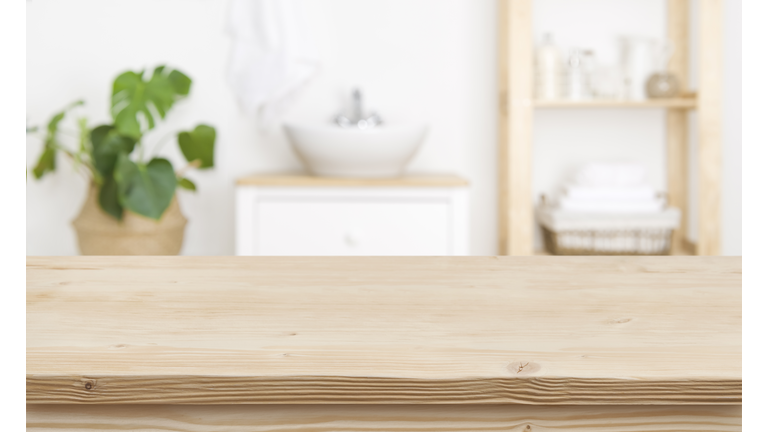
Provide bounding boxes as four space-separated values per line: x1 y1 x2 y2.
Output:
72 184 187 255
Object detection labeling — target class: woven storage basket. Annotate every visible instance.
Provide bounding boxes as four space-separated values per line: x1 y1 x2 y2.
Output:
536 204 680 256
72 184 187 255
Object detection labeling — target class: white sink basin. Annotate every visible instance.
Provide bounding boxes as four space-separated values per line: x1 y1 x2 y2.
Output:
284 123 428 178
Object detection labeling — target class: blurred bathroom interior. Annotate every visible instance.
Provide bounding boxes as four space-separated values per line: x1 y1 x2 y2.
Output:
25 0 741 257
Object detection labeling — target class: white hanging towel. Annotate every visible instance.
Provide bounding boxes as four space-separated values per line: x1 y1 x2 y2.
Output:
227 0 320 123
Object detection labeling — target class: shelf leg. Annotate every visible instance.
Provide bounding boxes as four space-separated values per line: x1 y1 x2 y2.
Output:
498 0 534 256
667 109 689 254
697 0 723 255
667 0 690 254
497 0 510 255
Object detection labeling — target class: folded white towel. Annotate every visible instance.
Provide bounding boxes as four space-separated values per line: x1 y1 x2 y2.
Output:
564 184 657 201
573 163 648 188
227 0 320 123
559 197 665 213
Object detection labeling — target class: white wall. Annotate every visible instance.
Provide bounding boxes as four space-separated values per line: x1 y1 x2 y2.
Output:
26 0 740 256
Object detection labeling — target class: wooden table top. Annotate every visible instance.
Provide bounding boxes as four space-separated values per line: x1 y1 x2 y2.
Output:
27 256 741 405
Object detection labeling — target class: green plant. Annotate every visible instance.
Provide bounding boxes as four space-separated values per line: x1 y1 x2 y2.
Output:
29 65 216 221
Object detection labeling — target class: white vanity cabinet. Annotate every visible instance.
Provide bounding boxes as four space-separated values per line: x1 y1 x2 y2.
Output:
236 175 469 256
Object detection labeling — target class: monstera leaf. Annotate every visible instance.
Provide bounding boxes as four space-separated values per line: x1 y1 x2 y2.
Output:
98 174 124 220
111 66 191 139
114 154 177 220
90 125 139 220
178 124 216 169
90 125 137 177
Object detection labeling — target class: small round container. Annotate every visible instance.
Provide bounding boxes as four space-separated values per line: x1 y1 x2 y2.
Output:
646 72 680 98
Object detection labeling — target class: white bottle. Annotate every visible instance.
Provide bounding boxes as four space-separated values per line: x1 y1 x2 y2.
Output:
535 33 563 100
619 36 655 100
566 49 588 101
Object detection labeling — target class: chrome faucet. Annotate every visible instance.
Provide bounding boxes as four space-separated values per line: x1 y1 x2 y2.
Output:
335 88 382 130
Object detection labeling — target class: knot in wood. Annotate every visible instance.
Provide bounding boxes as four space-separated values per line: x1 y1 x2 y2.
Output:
507 360 542 376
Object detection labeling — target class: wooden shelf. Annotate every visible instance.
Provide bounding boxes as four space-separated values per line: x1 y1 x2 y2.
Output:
534 99 697 109
498 0 723 256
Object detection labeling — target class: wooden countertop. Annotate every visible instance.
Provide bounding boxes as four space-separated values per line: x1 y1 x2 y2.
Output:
27 256 741 405
236 173 469 187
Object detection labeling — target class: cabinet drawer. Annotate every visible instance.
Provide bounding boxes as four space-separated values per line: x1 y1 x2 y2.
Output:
254 199 451 256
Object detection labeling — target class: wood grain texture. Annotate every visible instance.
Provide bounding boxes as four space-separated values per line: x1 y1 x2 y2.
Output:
504 0 534 255
534 99 696 109
27 257 741 405
27 404 742 431
235 174 469 187
697 0 723 255
26 375 741 405
667 0 691 255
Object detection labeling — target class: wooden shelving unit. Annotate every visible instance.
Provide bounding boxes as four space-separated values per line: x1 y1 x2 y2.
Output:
498 0 723 256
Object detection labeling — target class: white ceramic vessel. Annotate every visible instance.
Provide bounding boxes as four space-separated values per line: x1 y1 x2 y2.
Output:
284 123 428 178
